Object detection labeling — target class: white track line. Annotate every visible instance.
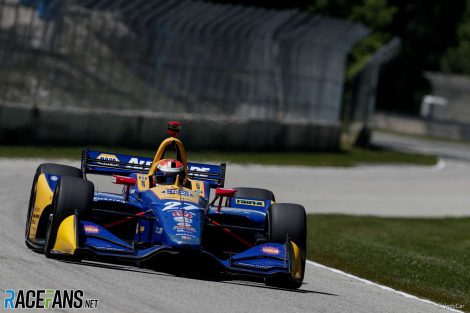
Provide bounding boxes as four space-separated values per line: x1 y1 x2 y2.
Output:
306 260 464 313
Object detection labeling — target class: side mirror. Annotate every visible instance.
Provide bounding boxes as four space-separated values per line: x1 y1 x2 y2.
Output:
112 175 136 201
112 175 137 185
214 188 237 212
215 188 237 197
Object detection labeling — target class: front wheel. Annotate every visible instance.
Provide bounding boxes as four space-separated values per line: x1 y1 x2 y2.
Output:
25 163 83 248
265 203 306 289
44 176 93 258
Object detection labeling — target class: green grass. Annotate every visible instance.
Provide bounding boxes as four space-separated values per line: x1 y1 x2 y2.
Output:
308 215 470 311
0 145 437 167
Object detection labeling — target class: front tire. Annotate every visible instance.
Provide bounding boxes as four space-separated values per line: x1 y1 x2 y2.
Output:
44 176 93 258
265 203 307 289
25 164 83 249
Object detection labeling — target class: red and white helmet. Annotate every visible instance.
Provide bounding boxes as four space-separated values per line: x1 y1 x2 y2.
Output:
155 159 185 184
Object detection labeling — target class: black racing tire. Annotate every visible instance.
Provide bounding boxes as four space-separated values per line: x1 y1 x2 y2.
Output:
25 164 83 248
44 176 93 258
234 187 275 201
265 203 307 289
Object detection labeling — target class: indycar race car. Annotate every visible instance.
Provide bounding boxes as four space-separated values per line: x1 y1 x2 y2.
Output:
25 122 307 288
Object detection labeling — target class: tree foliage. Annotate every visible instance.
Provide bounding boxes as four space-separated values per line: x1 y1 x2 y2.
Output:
441 0 470 74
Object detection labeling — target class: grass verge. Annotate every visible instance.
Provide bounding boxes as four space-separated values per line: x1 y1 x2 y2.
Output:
0 146 437 167
308 215 470 311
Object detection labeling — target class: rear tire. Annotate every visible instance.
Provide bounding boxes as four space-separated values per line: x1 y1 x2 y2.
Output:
25 164 83 248
235 187 275 201
265 203 306 289
44 176 93 258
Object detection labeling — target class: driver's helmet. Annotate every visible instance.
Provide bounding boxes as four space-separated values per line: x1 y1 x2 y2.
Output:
155 159 185 185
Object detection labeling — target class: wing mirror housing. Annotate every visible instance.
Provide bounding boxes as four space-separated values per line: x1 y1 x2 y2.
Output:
112 175 137 201
214 188 237 212
215 188 237 197
112 175 137 185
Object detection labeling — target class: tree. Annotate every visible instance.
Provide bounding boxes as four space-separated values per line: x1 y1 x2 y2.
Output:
441 0 470 74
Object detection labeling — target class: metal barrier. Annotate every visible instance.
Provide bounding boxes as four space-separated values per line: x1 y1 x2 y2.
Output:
0 0 369 149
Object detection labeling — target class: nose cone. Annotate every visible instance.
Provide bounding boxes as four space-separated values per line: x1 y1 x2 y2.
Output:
160 204 203 250
167 234 201 251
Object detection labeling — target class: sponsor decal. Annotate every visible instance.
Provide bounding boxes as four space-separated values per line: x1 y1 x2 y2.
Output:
50 175 58 182
234 262 270 269
188 166 210 177
193 182 205 197
262 246 280 255
174 225 196 232
162 189 193 197
93 196 126 203
155 227 163 234
3 289 99 309
180 235 192 240
84 225 99 234
162 202 200 212
96 154 119 166
235 198 265 207
176 233 196 239
172 211 194 218
189 166 210 172
128 157 152 169
215 207 266 215
173 216 192 224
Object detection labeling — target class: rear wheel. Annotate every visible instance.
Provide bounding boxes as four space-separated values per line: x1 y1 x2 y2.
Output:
25 164 83 248
44 176 93 258
234 187 275 201
265 203 307 289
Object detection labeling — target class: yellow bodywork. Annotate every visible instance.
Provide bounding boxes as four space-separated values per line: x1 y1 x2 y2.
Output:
151 180 199 204
136 173 150 191
290 241 302 281
191 180 206 199
29 174 53 240
51 215 77 255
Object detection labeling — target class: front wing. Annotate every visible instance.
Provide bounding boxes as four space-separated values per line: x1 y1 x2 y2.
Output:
50 218 301 280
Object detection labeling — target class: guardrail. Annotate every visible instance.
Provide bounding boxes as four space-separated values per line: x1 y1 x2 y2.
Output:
0 0 368 149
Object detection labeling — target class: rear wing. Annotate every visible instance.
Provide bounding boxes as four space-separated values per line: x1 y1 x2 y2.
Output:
81 148 226 188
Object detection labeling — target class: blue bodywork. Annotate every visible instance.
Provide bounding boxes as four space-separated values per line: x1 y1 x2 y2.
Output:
66 149 293 278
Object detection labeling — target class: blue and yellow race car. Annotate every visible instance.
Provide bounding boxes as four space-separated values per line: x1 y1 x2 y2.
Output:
25 122 307 288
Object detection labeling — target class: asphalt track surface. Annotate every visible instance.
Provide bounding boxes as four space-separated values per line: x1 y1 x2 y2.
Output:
0 156 460 313
373 131 470 162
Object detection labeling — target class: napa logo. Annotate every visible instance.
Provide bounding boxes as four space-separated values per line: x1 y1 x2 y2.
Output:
235 198 265 207
3 289 99 309
96 154 119 166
